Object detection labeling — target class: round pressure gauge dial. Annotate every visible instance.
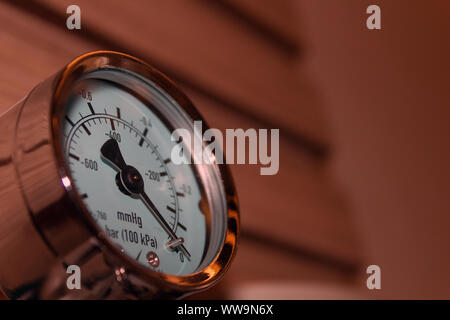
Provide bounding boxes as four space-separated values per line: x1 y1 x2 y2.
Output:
0 51 239 299
63 77 206 275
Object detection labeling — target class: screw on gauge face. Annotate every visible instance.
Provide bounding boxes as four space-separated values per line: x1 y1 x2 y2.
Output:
146 251 160 268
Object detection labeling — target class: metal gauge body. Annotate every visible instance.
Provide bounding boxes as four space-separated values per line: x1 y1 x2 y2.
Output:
0 51 239 299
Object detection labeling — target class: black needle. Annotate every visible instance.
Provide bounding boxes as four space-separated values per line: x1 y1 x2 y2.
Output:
100 138 126 171
100 138 191 260
139 192 190 259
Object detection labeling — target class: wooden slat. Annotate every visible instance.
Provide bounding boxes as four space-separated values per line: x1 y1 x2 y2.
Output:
218 0 301 52
0 1 359 287
39 0 329 145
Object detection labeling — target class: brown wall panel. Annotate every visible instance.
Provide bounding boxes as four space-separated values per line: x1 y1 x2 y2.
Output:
40 0 329 145
0 1 360 295
219 0 300 50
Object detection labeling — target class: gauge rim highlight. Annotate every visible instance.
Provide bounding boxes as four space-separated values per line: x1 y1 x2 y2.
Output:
50 51 239 292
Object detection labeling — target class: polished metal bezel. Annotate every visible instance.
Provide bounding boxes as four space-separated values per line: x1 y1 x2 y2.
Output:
16 51 239 296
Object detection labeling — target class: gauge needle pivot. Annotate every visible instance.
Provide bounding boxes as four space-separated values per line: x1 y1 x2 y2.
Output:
100 138 191 260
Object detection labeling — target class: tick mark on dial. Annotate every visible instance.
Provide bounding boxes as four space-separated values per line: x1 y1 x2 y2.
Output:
139 128 148 147
69 153 80 161
160 172 167 177
116 107 121 119
87 102 95 114
176 192 185 197
81 123 91 135
177 222 187 231
65 116 74 127
110 118 115 131
136 249 142 261
167 206 176 214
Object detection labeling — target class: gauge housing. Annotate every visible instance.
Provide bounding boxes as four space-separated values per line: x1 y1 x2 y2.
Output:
0 51 239 299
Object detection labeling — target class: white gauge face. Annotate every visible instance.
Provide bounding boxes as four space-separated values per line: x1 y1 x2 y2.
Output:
61 76 207 275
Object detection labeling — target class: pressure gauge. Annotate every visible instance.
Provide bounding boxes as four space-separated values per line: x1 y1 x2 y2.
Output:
0 51 239 299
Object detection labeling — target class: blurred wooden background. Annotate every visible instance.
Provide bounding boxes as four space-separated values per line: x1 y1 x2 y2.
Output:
0 0 363 298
